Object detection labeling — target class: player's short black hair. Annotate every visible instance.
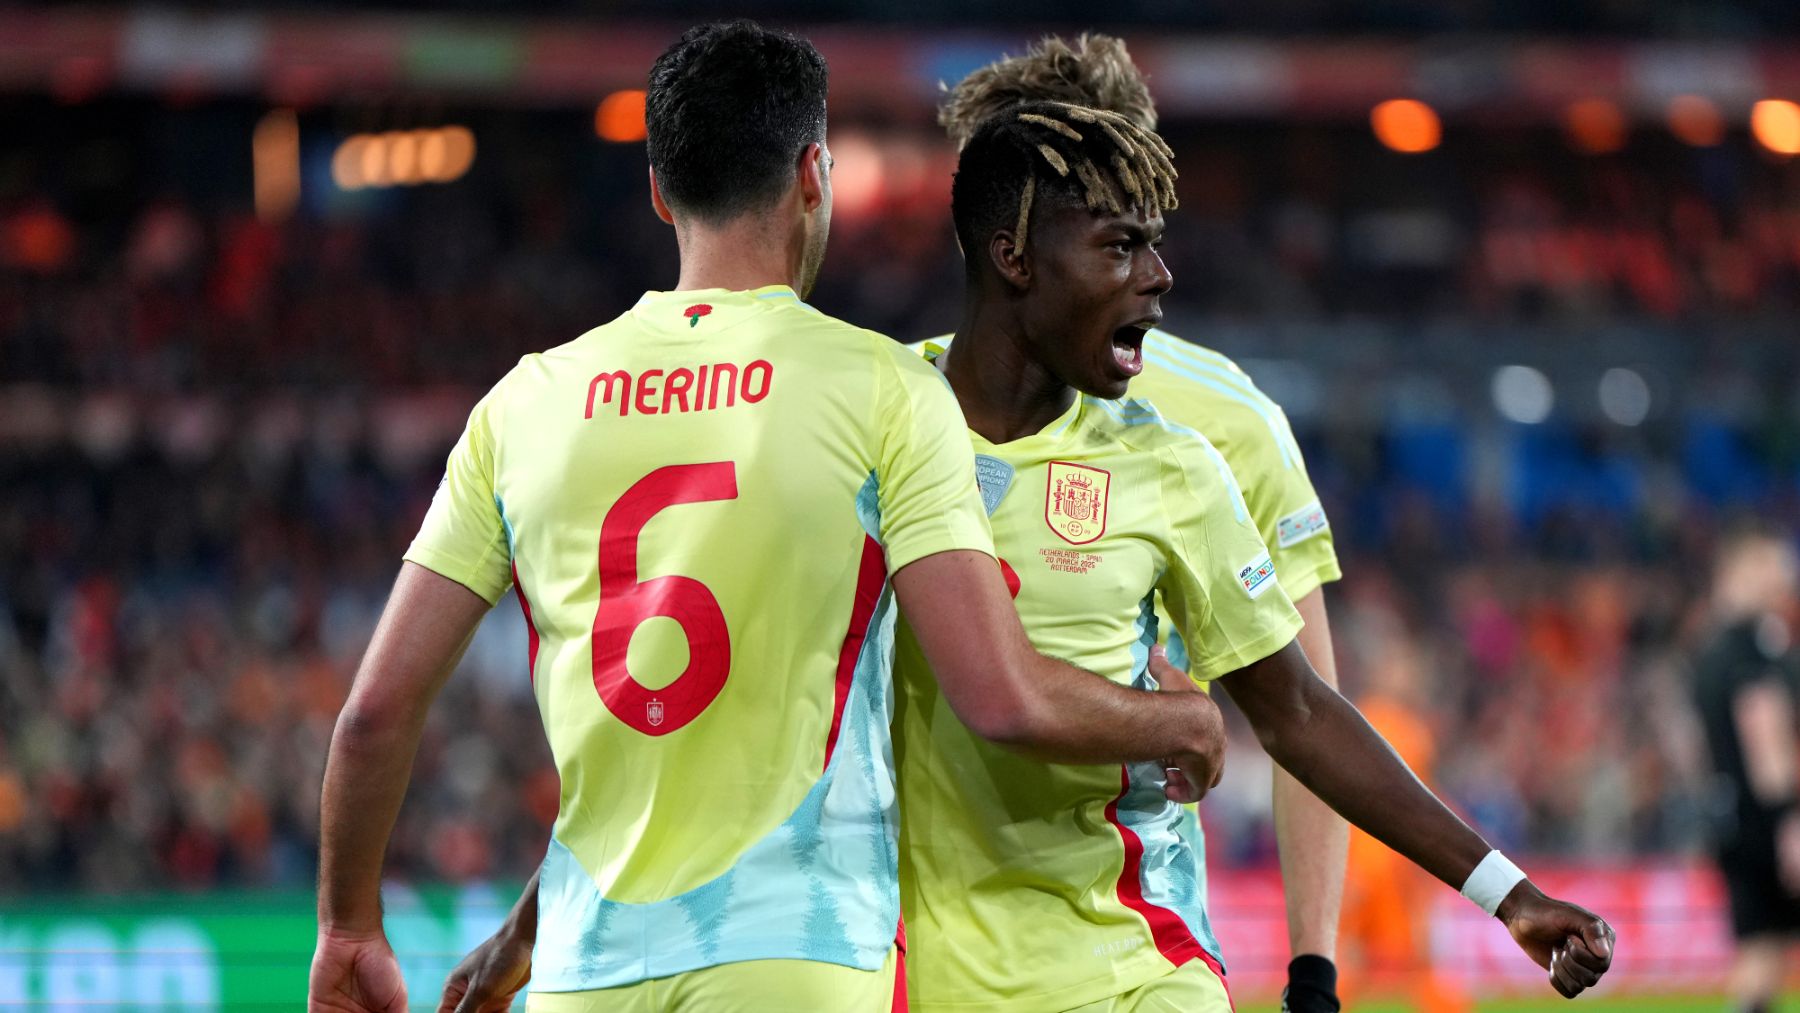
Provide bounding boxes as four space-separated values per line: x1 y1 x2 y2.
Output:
645 21 829 223
951 100 1178 280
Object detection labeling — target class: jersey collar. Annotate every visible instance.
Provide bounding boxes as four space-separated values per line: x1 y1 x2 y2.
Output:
922 339 1087 449
635 284 801 306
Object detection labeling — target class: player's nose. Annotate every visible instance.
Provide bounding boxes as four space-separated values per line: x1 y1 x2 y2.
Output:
1139 247 1173 297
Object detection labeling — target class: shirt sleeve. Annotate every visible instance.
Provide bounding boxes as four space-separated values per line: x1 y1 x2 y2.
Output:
1234 395 1342 604
1156 435 1304 682
403 388 513 605
873 345 996 573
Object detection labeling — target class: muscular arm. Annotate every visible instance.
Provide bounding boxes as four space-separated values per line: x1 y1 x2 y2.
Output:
1220 639 1490 891
894 549 1221 770
1218 645 1619 996
1272 589 1348 961
318 562 492 932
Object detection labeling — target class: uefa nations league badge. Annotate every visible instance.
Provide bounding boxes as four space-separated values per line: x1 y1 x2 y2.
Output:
974 455 1015 517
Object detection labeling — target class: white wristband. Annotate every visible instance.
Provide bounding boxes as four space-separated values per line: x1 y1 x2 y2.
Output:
1460 850 1527 917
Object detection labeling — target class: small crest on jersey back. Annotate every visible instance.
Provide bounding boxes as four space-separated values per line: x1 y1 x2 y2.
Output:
1045 461 1110 545
974 454 1015 517
646 699 665 727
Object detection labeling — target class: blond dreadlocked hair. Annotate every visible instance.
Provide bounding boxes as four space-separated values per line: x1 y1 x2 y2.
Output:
951 99 1178 269
939 34 1157 150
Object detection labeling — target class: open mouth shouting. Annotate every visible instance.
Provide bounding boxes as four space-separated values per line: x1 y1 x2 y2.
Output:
1109 319 1156 379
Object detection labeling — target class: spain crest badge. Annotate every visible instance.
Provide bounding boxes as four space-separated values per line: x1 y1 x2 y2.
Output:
1045 461 1110 545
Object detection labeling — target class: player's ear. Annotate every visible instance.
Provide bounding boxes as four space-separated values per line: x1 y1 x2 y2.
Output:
648 167 675 225
988 228 1030 291
797 142 826 214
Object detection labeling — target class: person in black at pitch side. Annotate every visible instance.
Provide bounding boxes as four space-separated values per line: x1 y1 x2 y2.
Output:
1693 526 1800 1013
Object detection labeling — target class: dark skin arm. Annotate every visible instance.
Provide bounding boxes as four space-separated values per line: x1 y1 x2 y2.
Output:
894 549 1223 783
1214 640 1615 999
438 874 536 1013
1273 589 1347 964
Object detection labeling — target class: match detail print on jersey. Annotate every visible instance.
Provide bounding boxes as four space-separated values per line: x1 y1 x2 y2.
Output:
1275 499 1330 548
1045 461 1111 545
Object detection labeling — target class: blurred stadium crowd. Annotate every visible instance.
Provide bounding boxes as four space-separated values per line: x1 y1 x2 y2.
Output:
16 0 1796 37
2 95 1799 893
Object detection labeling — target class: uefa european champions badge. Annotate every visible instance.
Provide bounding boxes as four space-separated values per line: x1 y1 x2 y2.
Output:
974 454 1015 517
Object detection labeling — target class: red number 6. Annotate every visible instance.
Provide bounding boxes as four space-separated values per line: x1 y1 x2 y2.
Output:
592 462 737 735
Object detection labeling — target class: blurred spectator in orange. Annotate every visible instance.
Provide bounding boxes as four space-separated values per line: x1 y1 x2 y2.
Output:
1339 630 1472 1013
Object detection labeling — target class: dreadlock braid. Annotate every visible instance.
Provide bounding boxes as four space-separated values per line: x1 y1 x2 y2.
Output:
1006 101 1179 250
951 99 1179 279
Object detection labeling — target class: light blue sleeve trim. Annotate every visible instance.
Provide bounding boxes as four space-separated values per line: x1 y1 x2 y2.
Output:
755 290 823 314
1142 331 1302 470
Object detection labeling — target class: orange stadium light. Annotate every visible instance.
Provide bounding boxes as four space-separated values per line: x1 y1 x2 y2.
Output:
423 125 475 183
332 127 477 190
824 133 885 218
385 131 420 186
1666 95 1724 147
1371 99 1441 154
1751 99 1800 155
1563 99 1627 154
358 133 392 188
597 90 648 143
332 135 371 190
252 109 301 222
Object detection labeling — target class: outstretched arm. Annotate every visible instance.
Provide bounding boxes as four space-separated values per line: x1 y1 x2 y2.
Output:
311 563 492 1013
1212 641 1614 999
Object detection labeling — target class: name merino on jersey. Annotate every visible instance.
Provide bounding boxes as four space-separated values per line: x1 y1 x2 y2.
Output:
585 359 774 418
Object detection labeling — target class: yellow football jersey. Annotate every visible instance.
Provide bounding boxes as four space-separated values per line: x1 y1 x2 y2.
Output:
407 287 993 991
1132 328 1340 611
894 344 1304 1011
922 330 1341 617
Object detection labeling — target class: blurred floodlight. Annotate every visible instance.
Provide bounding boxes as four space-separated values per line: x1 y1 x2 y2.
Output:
433 126 476 182
359 134 390 188
332 127 475 190
1751 99 1800 155
1599 367 1652 426
386 131 420 186
1667 95 1725 147
596 90 648 143
418 129 448 180
827 133 885 218
1564 99 1627 154
1492 365 1554 424
1370 99 1441 153
252 109 300 222
331 135 369 190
